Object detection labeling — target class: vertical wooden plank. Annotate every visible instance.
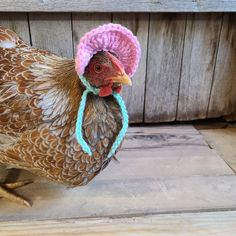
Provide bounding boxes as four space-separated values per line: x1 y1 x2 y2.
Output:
72 13 111 57
0 13 30 44
145 14 186 122
29 13 73 58
208 13 236 121
177 13 223 121
113 13 149 123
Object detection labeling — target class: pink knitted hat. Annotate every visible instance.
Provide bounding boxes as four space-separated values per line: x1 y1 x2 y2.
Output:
75 23 141 78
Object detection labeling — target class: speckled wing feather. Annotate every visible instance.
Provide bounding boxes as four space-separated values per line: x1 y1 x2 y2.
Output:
0 26 122 186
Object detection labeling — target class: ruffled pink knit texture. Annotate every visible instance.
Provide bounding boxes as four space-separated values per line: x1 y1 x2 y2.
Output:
75 23 141 77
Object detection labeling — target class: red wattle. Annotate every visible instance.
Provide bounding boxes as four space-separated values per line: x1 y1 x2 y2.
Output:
113 86 122 93
99 85 113 97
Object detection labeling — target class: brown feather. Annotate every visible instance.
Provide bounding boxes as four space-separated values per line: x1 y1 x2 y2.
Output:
0 26 123 186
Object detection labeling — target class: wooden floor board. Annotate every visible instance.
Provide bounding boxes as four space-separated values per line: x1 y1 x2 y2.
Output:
0 125 235 224
1 211 236 236
200 128 236 172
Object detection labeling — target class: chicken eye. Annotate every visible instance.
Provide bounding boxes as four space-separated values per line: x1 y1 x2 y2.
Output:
94 64 103 73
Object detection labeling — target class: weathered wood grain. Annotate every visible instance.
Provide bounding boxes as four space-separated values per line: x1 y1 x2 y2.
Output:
113 13 149 123
1 211 236 236
72 13 111 57
1 12 235 123
177 13 223 121
0 0 236 12
0 126 234 222
29 13 73 58
1 174 236 222
0 13 30 44
200 127 236 173
145 14 186 122
208 13 236 120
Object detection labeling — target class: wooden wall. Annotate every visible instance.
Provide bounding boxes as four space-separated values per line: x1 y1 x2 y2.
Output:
0 13 235 123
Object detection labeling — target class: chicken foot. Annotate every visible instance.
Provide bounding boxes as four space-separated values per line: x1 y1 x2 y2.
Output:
0 180 33 207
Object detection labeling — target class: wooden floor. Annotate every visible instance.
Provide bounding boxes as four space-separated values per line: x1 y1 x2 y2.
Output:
0 125 236 235
200 127 236 172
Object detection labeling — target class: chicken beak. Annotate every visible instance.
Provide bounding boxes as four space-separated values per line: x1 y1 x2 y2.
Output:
111 72 132 86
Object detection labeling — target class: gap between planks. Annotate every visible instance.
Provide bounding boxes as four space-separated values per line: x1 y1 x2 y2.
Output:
1 210 236 236
200 127 236 173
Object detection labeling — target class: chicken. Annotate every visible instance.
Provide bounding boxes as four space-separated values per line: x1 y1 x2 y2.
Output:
0 24 140 206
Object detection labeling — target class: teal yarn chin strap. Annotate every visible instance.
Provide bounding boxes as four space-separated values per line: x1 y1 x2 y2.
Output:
76 75 129 158
108 92 129 158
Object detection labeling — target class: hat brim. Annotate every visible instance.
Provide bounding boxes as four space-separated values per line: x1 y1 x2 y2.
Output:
75 23 141 78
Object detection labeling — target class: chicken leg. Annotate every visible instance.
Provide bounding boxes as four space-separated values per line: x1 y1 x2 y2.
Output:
0 180 32 206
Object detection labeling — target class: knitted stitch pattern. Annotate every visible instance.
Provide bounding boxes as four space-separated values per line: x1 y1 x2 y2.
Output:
75 23 141 78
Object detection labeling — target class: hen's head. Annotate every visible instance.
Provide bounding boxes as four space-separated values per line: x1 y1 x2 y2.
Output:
83 51 132 97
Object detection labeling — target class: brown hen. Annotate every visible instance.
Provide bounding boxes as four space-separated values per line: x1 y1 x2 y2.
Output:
0 26 132 206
